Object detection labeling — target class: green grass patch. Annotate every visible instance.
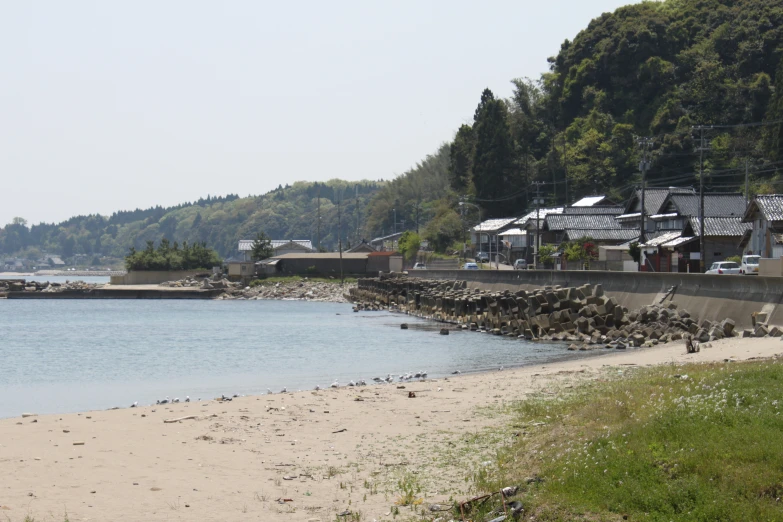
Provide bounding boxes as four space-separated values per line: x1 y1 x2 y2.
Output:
472 360 783 521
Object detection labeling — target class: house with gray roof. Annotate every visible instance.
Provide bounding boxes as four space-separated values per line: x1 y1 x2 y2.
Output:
742 195 783 258
238 239 314 261
543 213 637 246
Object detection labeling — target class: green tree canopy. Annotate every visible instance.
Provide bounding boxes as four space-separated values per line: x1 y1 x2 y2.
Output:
397 231 421 264
125 239 221 271
250 231 274 261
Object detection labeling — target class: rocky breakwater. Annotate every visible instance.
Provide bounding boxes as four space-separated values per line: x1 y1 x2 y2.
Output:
349 274 741 350
0 279 102 295
222 279 354 302
157 275 353 302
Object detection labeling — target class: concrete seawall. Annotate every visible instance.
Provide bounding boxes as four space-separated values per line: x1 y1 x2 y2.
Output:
416 270 783 329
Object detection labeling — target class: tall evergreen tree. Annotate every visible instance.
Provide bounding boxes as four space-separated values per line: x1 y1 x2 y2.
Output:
449 124 475 193
471 89 518 217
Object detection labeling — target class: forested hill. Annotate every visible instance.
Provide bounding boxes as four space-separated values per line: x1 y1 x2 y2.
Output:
449 0 783 217
0 181 383 260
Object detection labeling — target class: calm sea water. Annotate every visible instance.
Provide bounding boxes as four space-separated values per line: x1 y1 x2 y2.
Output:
0 300 592 418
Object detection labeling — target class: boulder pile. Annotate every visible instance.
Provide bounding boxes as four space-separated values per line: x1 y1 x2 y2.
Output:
216 279 353 302
0 279 102 293
349 274 743 349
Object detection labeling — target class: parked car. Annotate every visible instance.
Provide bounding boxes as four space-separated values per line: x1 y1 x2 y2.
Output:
463 262 479 270
412 263 426 270
513 259 528 270
705 261 741 275
740 254 761 275
476 252 489 263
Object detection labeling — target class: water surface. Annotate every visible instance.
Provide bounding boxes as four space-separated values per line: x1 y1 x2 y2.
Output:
0 300 593 418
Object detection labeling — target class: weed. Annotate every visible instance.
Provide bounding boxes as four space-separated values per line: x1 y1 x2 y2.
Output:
472 360 783 521
394 470 423 507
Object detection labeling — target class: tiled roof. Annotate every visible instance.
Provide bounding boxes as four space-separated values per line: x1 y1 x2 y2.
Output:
515 208 563 226
668 193 746 217
641 231 682 247
688 217 751 237
628 187 695 215
499 228 526 236
274 253 370 259
746 195 783 222
472 218 518 232
563 229 639 241
663 236 697 247
637 188 691 215
563 206 624 215
572 195 607 207
617 212 641 220
545 214 622 231
239 239 314 251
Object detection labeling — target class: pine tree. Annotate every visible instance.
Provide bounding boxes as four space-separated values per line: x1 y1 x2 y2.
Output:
449 124 475 193
472 89 517 217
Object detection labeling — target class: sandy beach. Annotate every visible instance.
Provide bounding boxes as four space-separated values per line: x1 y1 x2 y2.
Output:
1 336 780 522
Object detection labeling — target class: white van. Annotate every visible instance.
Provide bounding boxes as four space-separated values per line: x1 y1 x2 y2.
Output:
740 254 760 275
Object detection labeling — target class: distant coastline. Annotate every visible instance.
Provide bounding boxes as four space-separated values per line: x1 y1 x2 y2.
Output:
0 270 125 278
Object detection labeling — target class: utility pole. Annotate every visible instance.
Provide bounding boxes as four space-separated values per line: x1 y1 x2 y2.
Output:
316 185 321 251
533 182 545 269
338 192 344 284
637 137 652 244
393 208 396 235
563 134 569 206
415 199 420 234
694 125 712 273
745 157 750 204
355 185 359 243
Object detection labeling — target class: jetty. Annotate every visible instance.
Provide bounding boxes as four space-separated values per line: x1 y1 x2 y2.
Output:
3 284 222 299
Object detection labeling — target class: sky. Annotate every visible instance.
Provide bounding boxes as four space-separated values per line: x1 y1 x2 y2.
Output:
0 0 642 226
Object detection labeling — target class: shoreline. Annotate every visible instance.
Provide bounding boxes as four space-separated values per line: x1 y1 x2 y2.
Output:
2 336 779 521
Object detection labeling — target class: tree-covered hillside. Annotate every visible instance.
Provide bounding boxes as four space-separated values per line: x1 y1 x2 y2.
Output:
0 182 383 260
452 0 783 217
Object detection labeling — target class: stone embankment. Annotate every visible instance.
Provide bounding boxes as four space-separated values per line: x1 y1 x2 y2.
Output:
218 279 354 302
0 279 102 294
348 274 760 350
159 276 354 302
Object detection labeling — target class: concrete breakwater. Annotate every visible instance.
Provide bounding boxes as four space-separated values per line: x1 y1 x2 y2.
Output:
414 269 783 329
1 279 223 299
348 275 758 350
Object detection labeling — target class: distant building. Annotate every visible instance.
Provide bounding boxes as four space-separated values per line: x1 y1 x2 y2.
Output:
370 232 404 251
742 195 783 258
346 240 377 253
237 239 315 261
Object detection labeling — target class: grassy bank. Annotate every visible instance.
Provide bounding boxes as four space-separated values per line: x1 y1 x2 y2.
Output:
470 360 783 521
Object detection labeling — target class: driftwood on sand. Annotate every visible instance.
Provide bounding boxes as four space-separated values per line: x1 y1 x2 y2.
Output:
163 415 199 423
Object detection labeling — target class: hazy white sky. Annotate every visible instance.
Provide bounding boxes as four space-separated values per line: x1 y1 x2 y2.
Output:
0 0 640 226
